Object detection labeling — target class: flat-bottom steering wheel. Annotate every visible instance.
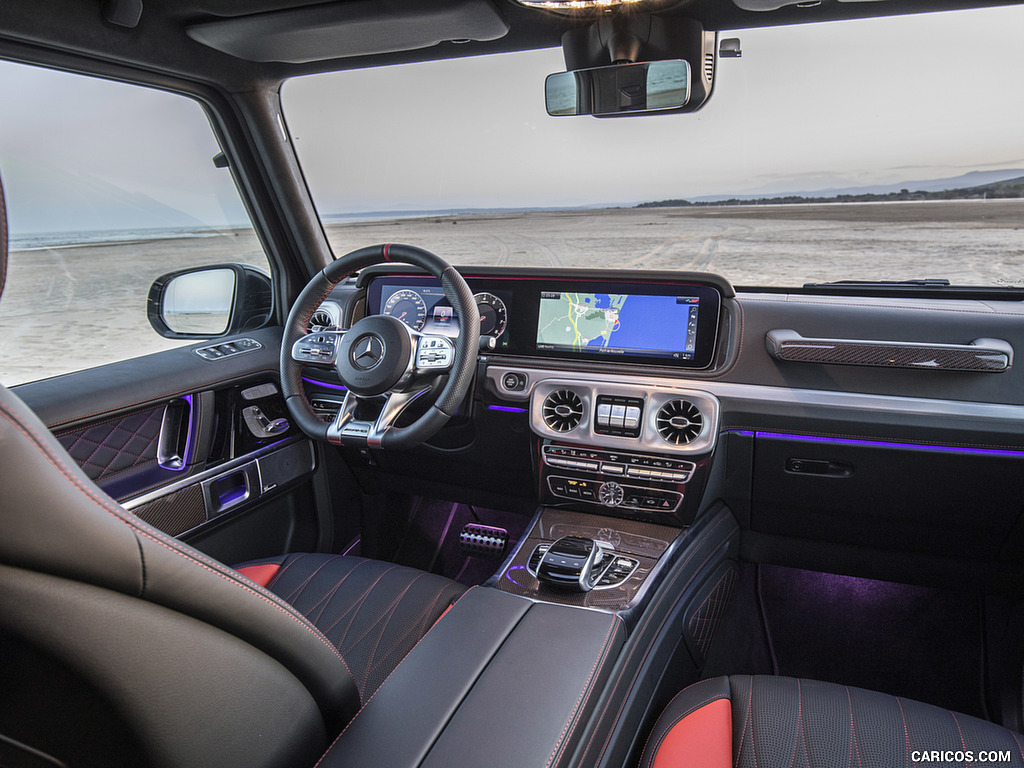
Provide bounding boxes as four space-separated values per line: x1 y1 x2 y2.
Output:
281 244 480 451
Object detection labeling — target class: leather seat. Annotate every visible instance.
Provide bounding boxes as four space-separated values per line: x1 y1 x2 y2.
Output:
0 171 465 768
640 675 1024 768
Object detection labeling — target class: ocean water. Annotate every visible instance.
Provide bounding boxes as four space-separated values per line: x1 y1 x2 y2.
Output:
9 226 234 251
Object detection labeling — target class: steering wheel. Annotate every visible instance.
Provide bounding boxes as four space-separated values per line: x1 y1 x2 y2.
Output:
281 244 480 451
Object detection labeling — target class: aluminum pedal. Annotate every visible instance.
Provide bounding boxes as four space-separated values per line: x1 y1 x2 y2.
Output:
459 524 508 559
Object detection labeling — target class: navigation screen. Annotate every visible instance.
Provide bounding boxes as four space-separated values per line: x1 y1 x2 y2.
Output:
536 291 700 360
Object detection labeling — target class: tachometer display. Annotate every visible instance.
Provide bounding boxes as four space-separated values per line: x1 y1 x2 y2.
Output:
383 289 427 329
475 292 508 338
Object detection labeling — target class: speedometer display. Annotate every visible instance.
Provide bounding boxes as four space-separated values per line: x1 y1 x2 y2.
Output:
475 292 508 338
382 289 427 330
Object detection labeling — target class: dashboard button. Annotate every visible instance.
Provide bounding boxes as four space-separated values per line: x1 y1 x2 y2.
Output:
610 405 626 427
596 403 612 426
624 406 641 428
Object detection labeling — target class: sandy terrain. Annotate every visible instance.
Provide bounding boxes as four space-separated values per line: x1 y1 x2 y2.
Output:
2 198 1023 386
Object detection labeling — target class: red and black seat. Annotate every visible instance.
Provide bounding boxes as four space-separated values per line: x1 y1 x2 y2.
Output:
0 170 465 768
641 675 1024 768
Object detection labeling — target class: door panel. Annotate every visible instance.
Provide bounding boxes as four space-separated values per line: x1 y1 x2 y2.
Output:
13 326 324 559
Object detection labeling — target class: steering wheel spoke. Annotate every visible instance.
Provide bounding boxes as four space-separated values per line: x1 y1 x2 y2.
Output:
282 244 479 450
325 387 432 448
291 330 345 367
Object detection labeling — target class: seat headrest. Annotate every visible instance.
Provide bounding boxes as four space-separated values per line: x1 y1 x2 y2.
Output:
0 171 7 303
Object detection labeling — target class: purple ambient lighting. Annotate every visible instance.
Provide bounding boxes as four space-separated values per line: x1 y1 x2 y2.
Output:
504 564 530 588
165 394 195 472
218 486 248 506
487 405 528 413
753 431 1024 458
301 376 348 392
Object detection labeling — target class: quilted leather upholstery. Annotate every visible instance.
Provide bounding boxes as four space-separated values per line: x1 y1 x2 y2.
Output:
238 553 468 701
55 405 163 482
643 675 1024 768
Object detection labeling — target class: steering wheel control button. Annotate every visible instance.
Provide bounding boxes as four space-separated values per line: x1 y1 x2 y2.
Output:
501 371 527 392
291 332 341 365
415 336 454 369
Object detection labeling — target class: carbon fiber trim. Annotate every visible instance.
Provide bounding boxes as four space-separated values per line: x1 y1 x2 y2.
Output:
766 329 1012 372
496 509 679 611
133 483 207 535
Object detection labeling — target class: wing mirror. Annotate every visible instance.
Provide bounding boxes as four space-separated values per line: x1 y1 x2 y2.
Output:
546 59 690 117
148 264 272 339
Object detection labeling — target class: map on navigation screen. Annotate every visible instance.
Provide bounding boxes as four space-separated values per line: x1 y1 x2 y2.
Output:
536 291 699 359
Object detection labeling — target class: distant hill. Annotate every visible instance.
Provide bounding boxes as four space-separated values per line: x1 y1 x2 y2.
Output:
639 170 1024 209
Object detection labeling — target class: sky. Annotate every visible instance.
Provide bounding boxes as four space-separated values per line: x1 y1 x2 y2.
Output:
1 4 1024 232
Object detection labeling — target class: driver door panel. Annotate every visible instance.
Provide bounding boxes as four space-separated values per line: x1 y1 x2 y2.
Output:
13 327 324 560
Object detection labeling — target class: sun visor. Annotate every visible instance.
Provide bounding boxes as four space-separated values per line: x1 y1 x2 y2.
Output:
186 0 510 63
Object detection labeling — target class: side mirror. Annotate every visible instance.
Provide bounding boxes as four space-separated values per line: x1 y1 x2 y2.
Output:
148 264 272 339
546 60 690 117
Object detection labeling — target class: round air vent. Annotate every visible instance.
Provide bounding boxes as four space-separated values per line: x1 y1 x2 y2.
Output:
542 389 584 433
309 310 335 331
656 399 703 445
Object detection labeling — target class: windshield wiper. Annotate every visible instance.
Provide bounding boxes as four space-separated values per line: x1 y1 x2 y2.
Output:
803 278 951 288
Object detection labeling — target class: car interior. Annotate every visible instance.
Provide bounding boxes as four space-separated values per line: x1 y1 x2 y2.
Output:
3 1 1024 767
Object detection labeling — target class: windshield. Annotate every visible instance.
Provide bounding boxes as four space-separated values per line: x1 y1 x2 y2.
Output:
283 5 1024 289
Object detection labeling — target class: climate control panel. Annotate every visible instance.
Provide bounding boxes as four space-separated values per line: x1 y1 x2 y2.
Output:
542 444 694 518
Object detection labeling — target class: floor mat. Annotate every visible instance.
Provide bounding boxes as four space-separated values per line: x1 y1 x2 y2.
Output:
755 564 986 718
390 497 531 587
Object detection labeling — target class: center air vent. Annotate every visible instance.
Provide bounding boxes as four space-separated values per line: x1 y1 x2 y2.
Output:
656 399 703 445
542 389 584 433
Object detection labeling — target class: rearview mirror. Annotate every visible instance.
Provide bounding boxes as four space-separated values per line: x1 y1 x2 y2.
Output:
545 60 690 117
148 264 273 339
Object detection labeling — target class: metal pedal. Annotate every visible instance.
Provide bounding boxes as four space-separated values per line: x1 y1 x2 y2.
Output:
459 524 508 559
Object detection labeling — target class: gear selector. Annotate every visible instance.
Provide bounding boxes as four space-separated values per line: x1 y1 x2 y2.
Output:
536 536 614 592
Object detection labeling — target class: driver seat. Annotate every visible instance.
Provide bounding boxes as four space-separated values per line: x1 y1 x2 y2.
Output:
0 171 466 768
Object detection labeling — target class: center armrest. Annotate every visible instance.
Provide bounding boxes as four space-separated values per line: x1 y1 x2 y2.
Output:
319 586 625 768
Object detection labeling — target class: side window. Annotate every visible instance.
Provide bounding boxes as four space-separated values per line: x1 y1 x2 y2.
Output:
0 61 271 386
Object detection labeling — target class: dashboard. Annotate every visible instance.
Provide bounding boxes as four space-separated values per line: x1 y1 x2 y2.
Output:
302 263 1024 588
363 270 723 369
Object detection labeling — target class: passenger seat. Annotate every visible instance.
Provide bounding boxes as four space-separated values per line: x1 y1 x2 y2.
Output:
640 675 1024 767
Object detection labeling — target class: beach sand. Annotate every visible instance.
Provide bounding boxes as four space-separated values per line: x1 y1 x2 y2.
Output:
3 199 1023 386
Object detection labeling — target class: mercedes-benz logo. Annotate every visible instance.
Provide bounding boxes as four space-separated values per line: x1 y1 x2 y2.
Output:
350 334 386 370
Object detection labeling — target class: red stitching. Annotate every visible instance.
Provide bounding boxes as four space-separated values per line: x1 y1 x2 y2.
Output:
543 617 618 768
895 697 911 768
0 402 354 683
312 586 475 768
581 513 733 767
949 711 967 765
845 685 862 768
735 676 755 768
